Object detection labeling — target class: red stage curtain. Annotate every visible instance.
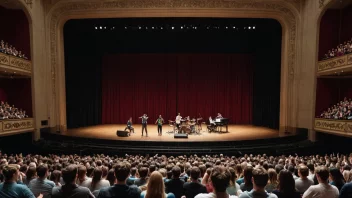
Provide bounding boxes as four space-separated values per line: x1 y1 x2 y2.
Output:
102 54 253 124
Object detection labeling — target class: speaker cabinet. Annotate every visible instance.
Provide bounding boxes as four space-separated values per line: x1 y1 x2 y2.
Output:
174 133 188 138
116 130 130 137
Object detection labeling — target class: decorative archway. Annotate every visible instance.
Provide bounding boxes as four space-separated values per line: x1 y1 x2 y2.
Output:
46 0 301 133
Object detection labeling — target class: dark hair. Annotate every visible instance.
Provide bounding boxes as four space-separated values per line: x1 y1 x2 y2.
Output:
26 166 36 180
190 167 201 180
149 165 156 174
91 167 103 189
307 163 314 172
138 167 148 178
172 166 181 178
315 166 329 181
275 164 284 174
329 167 345 189
102 166 108 178
243 166 253 185
36 164 48 178
278 170 296 194
19 165 28 173
252 167 268 188
228 167 237 186
114 162 131 182
210 166 231 192
62 165 78 184
130 167 137 176
106 169 116 186
78 165 87 178
50 170 61 184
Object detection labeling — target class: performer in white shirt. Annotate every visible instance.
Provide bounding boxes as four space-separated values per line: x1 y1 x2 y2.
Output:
175 113 182 129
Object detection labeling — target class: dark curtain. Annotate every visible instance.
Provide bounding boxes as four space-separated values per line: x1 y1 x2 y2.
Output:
316 78 352 116
0 6 30 59
101 53 253 124
0 78 32 116
65 54 102 128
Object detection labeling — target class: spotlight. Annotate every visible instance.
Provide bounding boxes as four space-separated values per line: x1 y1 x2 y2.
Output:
249 26 251 29
253 26 256 29
226 26 228 29
161 27 163 29
233 26 235 29
172 26 174 30
113 27 115 29
146 27 148 29
125 27 127 29
100 26 102 29
181 26 183 29
195 27 197 29
104 27 106 29
152 27 154 29
139 26 141 29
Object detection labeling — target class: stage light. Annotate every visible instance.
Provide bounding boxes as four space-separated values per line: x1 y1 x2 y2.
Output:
253 26 256 29
161 27 163 29
181 26 183 29
195 27 197 29
248 26 251 29
139 26 141 29
95 27 97 30
226 26 228 29
104 27 106 29
100 26 102 29
125 27 127 29
113 27 115 29
172 26 174 29
233 26 235 29
152 27 154 29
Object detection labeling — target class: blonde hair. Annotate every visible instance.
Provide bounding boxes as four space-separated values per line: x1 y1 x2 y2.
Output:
145 171 166 198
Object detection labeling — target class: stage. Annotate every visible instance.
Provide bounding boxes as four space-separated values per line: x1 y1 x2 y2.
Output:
64 124 281 142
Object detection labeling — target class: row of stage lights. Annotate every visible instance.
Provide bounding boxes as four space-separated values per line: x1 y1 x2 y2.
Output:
94 25 256 31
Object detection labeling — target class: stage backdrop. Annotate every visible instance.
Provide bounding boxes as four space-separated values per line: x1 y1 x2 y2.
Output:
101 54 253 124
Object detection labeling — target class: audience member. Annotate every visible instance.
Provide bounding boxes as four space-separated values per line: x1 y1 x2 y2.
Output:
295 165 314 194
28 165 55 198
183 167 208 198
165 166 185 198
0 40 28 59
329 168 345 191
0 101 28 120
272 170 301 198
319 97 352 120
303 166 339 198
141 171 175 198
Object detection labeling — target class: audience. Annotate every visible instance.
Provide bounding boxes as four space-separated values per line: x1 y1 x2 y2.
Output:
0 153 352 198
0 101 28 120
0 40 28 59
319 97 352 120
322 38 352 60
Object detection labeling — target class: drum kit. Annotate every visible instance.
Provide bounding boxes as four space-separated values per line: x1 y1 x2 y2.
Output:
167 117 203 135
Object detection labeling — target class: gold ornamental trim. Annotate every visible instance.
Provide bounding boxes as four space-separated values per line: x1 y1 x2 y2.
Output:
318 54 352 74
0 52 32 75
314 118 352 135
1 118 34 132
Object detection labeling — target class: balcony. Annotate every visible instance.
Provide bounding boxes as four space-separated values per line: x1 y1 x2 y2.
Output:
0 118 34 136
314 118 352 137
0 52 32 76
318 54 352 75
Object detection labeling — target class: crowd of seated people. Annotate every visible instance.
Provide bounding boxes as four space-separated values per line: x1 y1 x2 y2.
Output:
319 97 352 120
0 40 28 60
322 37 352 60
1 152 352 198
0 101 28 119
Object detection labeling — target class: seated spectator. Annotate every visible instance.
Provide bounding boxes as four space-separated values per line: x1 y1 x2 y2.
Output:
88 167 110 192
295 165 314 194
0 164 39 198
106 169 116 186
183 167 207 198
126 167 137 185
272 170 301 198
265 168 278 193
201 168 213 193
165 166 184 198
329 167 345 191
339 182 352 198
0 40 28 59
50 170 62 187
24 166 37 186
195 166 237 198
239 167 277 198
52 164 94 198
28 165 55 198
97 162 141 198
240 166 253 192
76 165 92 187
141 171 175 198
134 167 148 187
303 166 339 198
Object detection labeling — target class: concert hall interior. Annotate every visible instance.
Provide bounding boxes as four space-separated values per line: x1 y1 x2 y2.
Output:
1 0 352 157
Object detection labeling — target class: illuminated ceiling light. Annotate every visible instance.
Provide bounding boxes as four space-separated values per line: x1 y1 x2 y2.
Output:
233 26 235 29
100 26 102 29
95 27 97 30
181 26 183 29
248 26 251 29
253 26 256 29
172 27 174 29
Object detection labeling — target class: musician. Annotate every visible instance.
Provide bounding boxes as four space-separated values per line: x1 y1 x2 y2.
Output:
139 114 148 137
216 113 223 119
175 113 182 129
207 116 216 132
124 117 134 133
155 115 164 136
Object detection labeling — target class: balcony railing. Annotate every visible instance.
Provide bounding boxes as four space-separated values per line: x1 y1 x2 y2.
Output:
0 118 34 136
314 118 352 136
318 54 352 75
0 52 32 75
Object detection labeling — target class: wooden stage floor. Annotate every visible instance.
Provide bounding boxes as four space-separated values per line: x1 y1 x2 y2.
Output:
65 124 281 142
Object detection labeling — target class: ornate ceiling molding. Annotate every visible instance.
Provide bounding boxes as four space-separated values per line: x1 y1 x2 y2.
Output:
319 0 326 8
48 0 299 95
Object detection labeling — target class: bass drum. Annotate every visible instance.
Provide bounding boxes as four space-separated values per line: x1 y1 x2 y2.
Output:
180 125 191 134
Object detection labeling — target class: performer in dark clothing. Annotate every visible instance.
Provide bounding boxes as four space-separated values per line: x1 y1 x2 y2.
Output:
139 114 148 137
124 117 134 133
155 115 164 136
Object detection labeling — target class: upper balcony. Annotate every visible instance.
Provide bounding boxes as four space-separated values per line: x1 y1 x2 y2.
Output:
318 54 352 76
0 51 32 76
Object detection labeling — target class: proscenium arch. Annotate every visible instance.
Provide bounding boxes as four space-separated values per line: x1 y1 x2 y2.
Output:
47 2 299 133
